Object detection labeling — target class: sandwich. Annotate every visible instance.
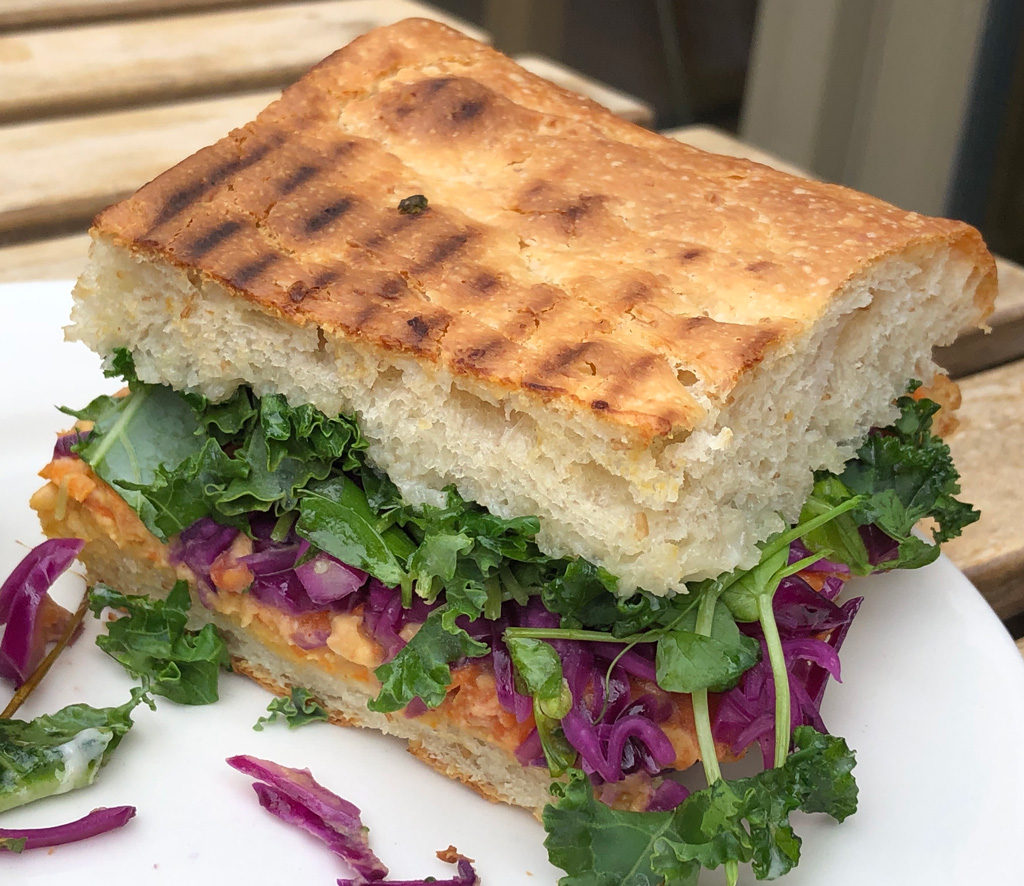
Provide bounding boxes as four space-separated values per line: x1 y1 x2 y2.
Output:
29 18 994 883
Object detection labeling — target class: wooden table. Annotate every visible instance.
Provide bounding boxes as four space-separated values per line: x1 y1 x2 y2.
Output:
2 1 1022 659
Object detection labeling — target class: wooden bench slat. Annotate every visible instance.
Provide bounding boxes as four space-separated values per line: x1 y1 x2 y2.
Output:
0 0 486 122
943 359 1024 619
0 0 255 31
0 90 279 235
0 233 91 283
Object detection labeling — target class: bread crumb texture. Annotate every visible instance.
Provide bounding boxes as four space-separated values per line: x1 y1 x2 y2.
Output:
72 18 996 592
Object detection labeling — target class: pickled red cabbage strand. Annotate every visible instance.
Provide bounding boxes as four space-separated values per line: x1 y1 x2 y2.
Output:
0 538 84 686
0 805 135 852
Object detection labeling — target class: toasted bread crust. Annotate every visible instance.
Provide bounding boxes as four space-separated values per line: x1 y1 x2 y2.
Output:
92 18 995 444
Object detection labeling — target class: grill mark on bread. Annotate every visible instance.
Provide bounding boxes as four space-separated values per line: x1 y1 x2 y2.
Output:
411 231 473 274
230 253 279 287
451 334 508 372
313 268 339 288
349 301 382 333
376 275 408 300
148 136 279 231
357 213 418 252
523 380 563 394
305 197 355 234
275 142 356 198
606 353 662 398
184 219 243 258
278 163 320 196
515 182 608 237
452 96 487 122
417 77 489 125
406 315 430 339
562 195 604 235
425 77 454 96
397 309 451 352
542 341 594 373
291 267 341 303
378 76 502 137
469 271 500 294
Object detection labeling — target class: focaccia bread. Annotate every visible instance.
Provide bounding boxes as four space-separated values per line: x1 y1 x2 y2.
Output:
68 17 996 595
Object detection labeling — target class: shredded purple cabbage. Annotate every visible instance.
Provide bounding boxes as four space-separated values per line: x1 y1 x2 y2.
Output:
170 519 435 651
296 557 367 605
0 805 135 851
169 518 238 605
713 551 863 766
646 778 690 812
859 524 902 566
229 755 479 885
489 597 556 723
0 538 84 687
51 430 90 459
556 641 675 783
228 755 388 881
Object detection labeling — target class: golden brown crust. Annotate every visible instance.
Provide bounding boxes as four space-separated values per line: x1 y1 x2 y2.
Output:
92 18 996 442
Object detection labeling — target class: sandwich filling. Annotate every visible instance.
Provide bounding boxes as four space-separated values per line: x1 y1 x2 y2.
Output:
32 349 975 833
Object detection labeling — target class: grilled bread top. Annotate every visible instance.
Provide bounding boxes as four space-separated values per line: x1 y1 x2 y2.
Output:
93 18 995 444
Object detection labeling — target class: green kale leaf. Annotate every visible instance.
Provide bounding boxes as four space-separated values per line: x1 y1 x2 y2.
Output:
544 727 857 884
88 582 229 705
182 386 258 439
367 609 488 713
654 600 761 694
803 385 979 571
357 486 567 713
253 687 329 731
297 476 416 588
63 384 207 539
120 438 249 537
68 350 371 537
506 636 575 775
0 689 148 813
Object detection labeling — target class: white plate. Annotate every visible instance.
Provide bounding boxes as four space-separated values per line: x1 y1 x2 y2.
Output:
2 280 1024 885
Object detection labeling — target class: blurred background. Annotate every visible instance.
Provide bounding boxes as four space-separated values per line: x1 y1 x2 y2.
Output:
436 0 1024 265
